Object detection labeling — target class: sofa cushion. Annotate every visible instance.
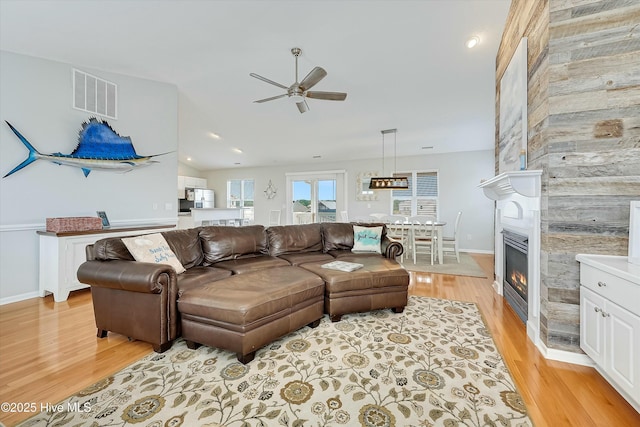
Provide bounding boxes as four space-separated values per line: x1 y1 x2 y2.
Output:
176 266 232 296
178 266 324 327
267 223 324 256
322 223 387 252
162 228 204 269
329 250 382 259
121 233 186 274
93 237 135 261
299 256 408 294
278 252 334 266
199 225 267 265
214 255 290 274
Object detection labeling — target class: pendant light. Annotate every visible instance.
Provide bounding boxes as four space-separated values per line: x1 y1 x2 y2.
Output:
369 128 409 189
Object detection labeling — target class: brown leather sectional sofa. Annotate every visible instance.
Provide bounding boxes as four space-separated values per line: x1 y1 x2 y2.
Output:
77 222 409 363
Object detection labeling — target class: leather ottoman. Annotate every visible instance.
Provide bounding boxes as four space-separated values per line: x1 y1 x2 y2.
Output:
299 256 409 321
178 266 325 363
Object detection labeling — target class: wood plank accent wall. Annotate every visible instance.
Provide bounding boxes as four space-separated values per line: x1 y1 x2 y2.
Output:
496 0 640 353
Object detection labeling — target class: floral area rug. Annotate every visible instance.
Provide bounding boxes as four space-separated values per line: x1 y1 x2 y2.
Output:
17 296 532 427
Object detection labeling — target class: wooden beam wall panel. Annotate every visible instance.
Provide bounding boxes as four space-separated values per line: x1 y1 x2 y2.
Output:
544 195 634 222
497 0 638 353
550 4 640 39
543 233 629 254
547 176 640 196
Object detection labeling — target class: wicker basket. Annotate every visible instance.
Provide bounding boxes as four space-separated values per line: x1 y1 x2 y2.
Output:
46 217 103 233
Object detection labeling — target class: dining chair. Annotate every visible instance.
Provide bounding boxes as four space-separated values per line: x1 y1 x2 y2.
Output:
296 212 313 224
340 210 349 222
442 211 462 263
268 209 281 226
381 215 409 262
409 216 436 265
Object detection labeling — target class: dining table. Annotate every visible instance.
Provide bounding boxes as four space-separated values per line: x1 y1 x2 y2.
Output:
403 219 447 264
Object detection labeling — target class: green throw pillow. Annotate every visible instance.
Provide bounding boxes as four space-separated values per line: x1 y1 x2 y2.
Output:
352 225 382 254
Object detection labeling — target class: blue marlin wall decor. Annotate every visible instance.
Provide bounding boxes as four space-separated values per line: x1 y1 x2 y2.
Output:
3 118 170 178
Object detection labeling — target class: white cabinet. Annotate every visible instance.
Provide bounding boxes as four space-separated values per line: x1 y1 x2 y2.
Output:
179 175 207 189
177 176 186 198
577 254 640 412
178 176 208 198
177 215 195 230
38 225 175 302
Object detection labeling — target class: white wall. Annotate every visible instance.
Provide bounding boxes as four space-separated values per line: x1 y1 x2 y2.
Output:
204 149 495 252
178 161 205 177
0 51 178 303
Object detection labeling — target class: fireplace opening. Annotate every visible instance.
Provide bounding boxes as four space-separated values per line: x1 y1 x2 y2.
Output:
503 230 528 324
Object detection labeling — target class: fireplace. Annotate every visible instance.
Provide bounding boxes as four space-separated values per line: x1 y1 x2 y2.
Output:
479 170 541 352
503 230 528 323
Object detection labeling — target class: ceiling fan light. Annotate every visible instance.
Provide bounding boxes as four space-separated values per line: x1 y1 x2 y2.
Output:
289 94 304 103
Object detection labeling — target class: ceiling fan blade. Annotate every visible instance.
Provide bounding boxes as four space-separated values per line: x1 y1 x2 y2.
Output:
296 100 309 113
254 94 287 103
305 91 347 101
249 73 289 90
299 67 327 91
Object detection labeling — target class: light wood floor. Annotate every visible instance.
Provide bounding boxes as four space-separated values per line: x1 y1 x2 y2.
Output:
0 254 638 426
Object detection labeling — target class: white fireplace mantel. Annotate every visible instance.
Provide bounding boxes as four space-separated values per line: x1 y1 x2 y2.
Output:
480 170 544 357
478 170 542 200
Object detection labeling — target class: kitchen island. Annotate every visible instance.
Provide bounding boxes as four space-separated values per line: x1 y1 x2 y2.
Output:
184 208 245 228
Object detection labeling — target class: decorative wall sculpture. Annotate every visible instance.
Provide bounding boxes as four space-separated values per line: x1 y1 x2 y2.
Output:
3 118 168 178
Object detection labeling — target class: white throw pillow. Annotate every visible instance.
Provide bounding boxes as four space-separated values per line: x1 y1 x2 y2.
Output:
121 233 186 274
352 225 382 254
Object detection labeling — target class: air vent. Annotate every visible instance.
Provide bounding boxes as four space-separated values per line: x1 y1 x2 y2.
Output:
73 69 117 119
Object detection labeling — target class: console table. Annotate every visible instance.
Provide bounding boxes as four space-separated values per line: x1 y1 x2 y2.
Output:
38 224 175 302
576 254 640 412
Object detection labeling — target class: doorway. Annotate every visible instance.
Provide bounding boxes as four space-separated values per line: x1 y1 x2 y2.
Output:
286 171 347 225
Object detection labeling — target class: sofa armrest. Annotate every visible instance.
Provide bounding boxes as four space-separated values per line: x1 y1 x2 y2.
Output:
78 259 180 352
77 260 177 294
381 236 404 259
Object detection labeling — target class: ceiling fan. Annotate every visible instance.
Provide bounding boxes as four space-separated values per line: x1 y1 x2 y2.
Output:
250 47 347 113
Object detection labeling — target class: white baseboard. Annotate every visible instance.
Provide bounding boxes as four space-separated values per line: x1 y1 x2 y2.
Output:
535 339 594 367
460 249 494 255
0 291 40 306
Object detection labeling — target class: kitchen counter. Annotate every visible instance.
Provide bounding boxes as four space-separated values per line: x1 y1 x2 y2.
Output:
575 254 640 285
185 208 245 227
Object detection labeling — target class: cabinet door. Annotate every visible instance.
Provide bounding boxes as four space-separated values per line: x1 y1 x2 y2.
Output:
178 175 185 190
581 286 605 365
605 301 640 400
195 178 208 188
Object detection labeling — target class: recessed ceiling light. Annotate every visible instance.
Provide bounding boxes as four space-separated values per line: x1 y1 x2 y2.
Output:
312 155 322 159
187 157 192 161
422 146 434 150
232 148 243 154
234 162 241 165
466 36 480 49
209 132 221 139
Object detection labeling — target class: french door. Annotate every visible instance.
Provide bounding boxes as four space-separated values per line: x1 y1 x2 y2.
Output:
286 171 347 225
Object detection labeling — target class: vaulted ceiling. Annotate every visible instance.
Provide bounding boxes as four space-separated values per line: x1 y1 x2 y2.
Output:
0 0 510 170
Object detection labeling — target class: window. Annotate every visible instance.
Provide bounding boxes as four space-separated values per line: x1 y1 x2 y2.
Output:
227 179 254 223
391 171 438 218
286 170 347 225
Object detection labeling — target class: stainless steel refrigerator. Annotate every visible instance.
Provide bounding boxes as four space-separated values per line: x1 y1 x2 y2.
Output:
194 189 214 209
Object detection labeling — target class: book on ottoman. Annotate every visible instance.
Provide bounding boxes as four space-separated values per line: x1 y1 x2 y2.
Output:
321 260 364 272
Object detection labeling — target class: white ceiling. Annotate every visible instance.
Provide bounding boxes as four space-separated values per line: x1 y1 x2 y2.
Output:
0 0 511 171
